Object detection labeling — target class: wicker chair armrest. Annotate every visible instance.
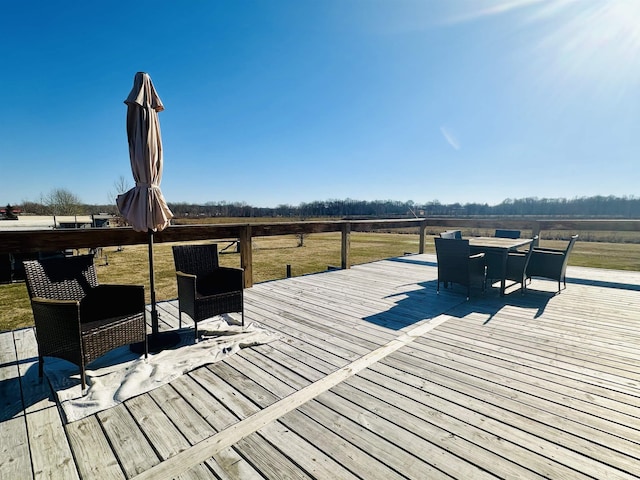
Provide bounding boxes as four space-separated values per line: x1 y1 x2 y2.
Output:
468 253 486 281
30 297 83 356
96 283 144 290
176 271 197 280
210 267 244 284
81 285 145 321
530 250 564 264
30 297 81 337
532 247 563 255
176 271 197 297
31 297 79 307
216 266 244 273
196 268 243 297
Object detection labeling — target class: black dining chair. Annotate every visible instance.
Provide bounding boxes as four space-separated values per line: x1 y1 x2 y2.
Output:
495 229 521 239
527 235 579 293
439 230 462 239
504 236 538 294
435 238 486 300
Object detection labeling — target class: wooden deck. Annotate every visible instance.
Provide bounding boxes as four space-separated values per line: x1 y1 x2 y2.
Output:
2 254 640 479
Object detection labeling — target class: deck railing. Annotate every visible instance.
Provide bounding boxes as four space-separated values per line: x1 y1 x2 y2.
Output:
1 218 639 287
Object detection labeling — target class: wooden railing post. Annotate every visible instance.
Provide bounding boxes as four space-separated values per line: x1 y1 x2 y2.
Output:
419 220 427 254
239 225 253 288
341 222 351 269
531 221 541 246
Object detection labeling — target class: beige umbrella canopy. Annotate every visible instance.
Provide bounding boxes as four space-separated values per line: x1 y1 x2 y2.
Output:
117 71 173 232
117 72 176 349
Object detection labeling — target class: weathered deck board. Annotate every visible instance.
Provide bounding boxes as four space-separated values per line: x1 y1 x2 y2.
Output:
2 255 640 479
226 348 470 479
13 328 56 414
186 366 329 479
97 404 160 477
0 416 31 480
65 415 124 480
26 406 79 480
164 376 266 479
367 353 638 478
230 316 560 478
0 330 32 480
0 331 22 421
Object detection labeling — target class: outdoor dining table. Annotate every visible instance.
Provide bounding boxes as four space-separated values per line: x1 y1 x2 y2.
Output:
467 236 534 296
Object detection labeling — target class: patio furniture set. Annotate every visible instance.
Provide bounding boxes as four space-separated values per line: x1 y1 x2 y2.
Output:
21 231 577 394
435 229 579 300
22 243 243 391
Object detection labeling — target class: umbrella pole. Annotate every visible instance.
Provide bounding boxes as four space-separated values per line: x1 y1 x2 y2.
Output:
148 230 159 335
142 229 180 352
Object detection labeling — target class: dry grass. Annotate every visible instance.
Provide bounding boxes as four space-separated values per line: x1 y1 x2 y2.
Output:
2 231 639 332
1 283 34 332
538 238 640 271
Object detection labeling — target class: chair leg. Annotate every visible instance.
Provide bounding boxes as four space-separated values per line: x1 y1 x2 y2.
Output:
178 310 182 329
194 321 198 342
38 356 44 379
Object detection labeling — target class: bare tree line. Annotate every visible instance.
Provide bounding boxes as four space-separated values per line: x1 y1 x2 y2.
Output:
168 196 640 218
10 190 640 219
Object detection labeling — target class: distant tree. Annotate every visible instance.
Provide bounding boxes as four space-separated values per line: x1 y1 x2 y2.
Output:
21 200 49 215
108 175 131 203
43 188 83 215
83 195 640 220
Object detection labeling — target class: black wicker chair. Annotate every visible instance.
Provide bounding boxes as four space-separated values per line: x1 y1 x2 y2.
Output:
495 229 521 239
23 255 147 391
439 230 462 239
435 238 486 300
483 230 523 283
527 235 579 293
172 244 244 340
504 235 538 294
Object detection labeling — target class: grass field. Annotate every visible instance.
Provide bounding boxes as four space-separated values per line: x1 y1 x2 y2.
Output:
2 231 639 332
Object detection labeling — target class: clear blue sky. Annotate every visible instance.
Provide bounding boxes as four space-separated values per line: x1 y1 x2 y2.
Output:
1 0 638 208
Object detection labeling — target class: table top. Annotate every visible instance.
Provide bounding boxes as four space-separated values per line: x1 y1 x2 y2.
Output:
466 236 533 250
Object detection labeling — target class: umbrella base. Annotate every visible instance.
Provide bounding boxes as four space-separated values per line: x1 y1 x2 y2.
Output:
130 331 181 354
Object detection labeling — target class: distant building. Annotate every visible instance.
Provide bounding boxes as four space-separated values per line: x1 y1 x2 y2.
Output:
0 214 116 231
0 205 21 219
0 213 117 283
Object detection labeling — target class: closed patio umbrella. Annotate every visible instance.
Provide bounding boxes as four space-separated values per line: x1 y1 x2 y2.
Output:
117 71 178 351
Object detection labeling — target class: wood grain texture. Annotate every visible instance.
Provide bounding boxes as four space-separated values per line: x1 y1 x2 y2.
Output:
2 256 640 479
